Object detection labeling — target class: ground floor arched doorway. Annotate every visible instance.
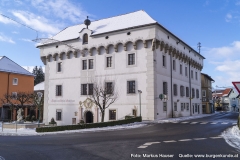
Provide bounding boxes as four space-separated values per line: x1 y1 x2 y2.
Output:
85 111 93 123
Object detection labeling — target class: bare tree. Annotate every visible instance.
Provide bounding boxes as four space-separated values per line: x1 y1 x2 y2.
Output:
15 92 34 109
32 92 44 122
88 78 118 122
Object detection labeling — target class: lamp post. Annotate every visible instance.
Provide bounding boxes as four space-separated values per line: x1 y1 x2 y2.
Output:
138 90 142 117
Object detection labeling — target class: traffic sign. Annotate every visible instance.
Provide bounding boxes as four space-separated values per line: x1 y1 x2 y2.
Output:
232 82 240 94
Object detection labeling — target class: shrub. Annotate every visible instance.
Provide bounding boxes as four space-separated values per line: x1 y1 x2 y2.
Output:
31 115 36 121
36 116 142 133
49 118 56 124
26 115 31 121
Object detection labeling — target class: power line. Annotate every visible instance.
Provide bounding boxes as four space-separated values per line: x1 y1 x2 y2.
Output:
0 13 38 39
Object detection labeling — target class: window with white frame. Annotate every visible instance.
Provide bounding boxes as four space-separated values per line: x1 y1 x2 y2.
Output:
180 86 185 97
202 90 206 97
127 81 135 93
83 33 88 44
186 87 189 97
106 56 112 68
191 70 193 79
180 64 182 74
196 89 199 98
163 102 167 111
163 82 168 95
181 103 184 111
105 82 113 94
173 84 177 96
195 104 197 112
13 78 18 85
174 102 177 111
128 53 135 65
173 60 176 70
109 110 116 120
192 88 195 98
162 55 166 67
185 66 188 76
195 71 198 80
82 60 87 70
81 84 93 95
186 103 189 110
88 59 94 69
88 84 93 95
57 62 62 72
56 85 62 96
56 109 62 121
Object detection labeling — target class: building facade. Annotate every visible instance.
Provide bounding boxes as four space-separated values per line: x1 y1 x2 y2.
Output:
38 11 204 125
0 56 34 121
201 73 214 114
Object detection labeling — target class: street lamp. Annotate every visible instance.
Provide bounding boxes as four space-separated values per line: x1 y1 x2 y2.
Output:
138 90 142 117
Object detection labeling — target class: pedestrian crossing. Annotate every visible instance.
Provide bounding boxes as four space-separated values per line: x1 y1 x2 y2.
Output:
170 121 237 125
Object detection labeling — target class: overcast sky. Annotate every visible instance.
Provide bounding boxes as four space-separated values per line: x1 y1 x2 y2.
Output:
0 0 240 89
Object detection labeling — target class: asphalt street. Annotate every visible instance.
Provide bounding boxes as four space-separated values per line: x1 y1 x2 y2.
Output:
0 112 239 160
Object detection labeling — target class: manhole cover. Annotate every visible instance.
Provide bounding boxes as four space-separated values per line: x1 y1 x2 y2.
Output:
0 156 5 160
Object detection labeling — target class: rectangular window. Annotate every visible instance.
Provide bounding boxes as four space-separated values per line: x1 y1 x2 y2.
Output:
109 110 116 120
202 90 206 97
192 88 195 98
56 85 62 96
163 102 167 111
127 81 135 93
196 89 199 98
173 60 176 70
82 60 87 70
195 72 198 80
191 70 193 79
106 56 112 67
13 78 18 85
163 82 168 95
106 82 113 94
174 102 177 111
89 59 93 69
180 64 182 74
185 67 188 76
186 103 189 110
173 84 177 96
81 84 87 95
186 87 189 97
162 55 166 67
128 54 135 65
56 109 62 121
195 104 197 112
57 62 62 72
180 86 185 97
181 103 184 111
88 84 93 95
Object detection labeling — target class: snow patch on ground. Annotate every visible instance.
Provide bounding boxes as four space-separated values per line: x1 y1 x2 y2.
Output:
156 113 216 123
0 122 146 136
222 126 240 151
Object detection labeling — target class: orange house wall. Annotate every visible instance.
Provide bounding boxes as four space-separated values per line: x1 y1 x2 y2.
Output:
0 71 34 120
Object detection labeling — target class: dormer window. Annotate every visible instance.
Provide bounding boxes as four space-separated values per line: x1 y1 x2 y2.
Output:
83 33 88 44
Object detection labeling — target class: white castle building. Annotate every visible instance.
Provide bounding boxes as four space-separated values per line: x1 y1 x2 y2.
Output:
37 10 204 125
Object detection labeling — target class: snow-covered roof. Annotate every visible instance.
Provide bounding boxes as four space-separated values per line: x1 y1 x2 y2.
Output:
34 81 44 91
0 56 34 76
39 10 156 45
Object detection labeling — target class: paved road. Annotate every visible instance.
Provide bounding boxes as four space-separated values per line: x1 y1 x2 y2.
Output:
0 112 239 160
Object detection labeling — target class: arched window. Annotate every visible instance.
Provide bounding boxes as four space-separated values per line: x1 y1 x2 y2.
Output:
83 34 88 44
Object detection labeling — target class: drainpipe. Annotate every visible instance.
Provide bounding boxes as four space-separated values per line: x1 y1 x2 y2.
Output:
170 54 173 118
189 61 192 116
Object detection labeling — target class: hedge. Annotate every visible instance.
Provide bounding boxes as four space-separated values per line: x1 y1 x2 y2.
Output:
36 116 142 133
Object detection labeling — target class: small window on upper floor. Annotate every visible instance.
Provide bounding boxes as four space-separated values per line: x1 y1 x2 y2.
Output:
83 33 88 44
13 78 18 85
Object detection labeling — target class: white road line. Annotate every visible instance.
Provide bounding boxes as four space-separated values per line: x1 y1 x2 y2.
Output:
210 137 223 139
190 122 198 124
138 146 148 148
194 138 206 140
221 123 228 124
200 122 208 124
179 139 192 142
232 123 237 125
211 123 217 124
181 122 189 123
143 142 160 145
163 140 176 143
171 122 179 123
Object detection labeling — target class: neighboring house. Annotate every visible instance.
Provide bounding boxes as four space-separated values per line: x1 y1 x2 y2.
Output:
227 88 238 111
34 81 45 120
0 56 34 121
37 10 204 125
236 94 240 112
201 73 214 114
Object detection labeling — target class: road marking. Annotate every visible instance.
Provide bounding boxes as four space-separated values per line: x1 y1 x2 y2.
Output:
232 123 237 125
200 122 208 124
210 137 223 139
138 146 148 148
179 139 192 142
171 122 179 123
221 122 228 124
143 142 160 145
211 123 217 124
194 138 206 140
190 122 198 124
163 140 176 143
181 122 189 123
